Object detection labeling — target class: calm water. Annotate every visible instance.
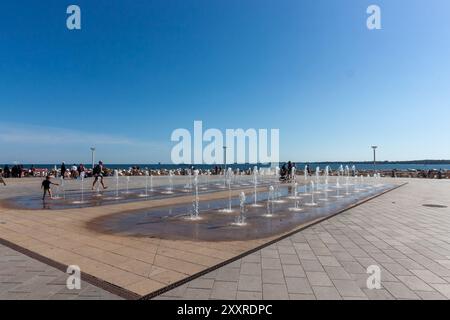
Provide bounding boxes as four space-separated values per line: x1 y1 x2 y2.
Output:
4 162 450 171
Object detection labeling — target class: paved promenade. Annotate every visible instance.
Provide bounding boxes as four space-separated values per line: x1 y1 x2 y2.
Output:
1 178 450 299
157 179 450 300
0 244 121 300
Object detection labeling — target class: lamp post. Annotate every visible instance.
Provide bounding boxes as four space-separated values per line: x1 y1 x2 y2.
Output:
90 147 96 169
371 146 378 172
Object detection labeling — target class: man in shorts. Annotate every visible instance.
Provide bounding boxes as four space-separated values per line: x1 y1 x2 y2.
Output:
92 161 108 190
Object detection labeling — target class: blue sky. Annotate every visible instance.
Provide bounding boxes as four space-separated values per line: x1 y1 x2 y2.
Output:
1 0 450 164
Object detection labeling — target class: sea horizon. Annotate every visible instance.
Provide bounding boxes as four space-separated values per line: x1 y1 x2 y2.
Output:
3 160 450 171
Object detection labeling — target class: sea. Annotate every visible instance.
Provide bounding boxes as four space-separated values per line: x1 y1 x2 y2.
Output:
4 162 450 171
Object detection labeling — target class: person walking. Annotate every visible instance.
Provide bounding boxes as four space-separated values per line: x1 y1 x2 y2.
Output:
92 161 108 190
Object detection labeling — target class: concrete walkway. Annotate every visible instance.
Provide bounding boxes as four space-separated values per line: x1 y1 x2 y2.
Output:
156 179 450 300
0 244 121 300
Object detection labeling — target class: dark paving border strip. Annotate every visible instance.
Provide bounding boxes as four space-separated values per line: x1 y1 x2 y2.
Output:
0 237 140 300
141 182 408 300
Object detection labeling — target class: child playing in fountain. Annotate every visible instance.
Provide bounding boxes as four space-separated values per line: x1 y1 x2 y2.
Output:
92 161 108 190
41 176 59 200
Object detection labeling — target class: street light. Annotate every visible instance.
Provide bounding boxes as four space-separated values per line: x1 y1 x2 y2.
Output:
371 146 378 172
90 147 96 169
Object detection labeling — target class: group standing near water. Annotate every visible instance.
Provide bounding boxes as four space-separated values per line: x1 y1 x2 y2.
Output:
39 160 108 201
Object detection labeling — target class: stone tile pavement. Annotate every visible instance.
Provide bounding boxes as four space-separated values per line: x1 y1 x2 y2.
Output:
0 243 121 300
156 179 450 300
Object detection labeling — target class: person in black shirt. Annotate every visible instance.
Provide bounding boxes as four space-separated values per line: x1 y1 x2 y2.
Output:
42 176 59 200
61 162 66 179
92 161 108 190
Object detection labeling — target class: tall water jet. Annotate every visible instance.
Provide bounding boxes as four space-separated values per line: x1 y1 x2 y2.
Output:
304 181 318 206
139 171 150 197
220 168 234 213
186 169 192 190
324 166 332 191
314 167 321 194
264 186 275 217
190 170 201 220
333 175 344 198
198 170 208 191
73 172 87 204
251 166 262 207
289 182 302 212
165 170 174 194
233 192 247 226
124 176 131 194
53 177 63 200
61 176 65 200
304 165 308 181
339 165 344 178
273 166 284 203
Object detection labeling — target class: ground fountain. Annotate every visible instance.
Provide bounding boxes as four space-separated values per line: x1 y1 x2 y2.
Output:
61 176 65 200
105 170 122 200
232 192 247 226
314 167 322 194
264 186 275 217
333 176 345 198
72 172 87 204
53 177 63 200
139 171 150 197
304 181 318 206
163 170 175 194
251 166 262 207
220 168 234 213
124 176 131 194
289 182 302 212
189 170 201 220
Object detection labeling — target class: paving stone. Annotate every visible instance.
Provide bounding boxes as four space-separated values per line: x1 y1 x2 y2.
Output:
416 291 447 300
306 272 333 287
282 264 306 278
396 275 434 292
188 278 215 289
210 281 237 300
262 269 285 284
261 258 282 270
285 277 313 294
382 282 420 299
312 286 342 300
332 279 367 298
317 255 341 267
324 266 351 280
262 283 289 300
410 269 446 284
430 283 450 299
237 275 262 292
288 293 315 300
240 263 261 276
236 291 262 299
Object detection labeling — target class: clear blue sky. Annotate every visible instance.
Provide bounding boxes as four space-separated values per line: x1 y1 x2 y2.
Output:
1 0 449 164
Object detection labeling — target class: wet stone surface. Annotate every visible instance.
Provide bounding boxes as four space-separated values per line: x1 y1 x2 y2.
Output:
90 183 395 242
